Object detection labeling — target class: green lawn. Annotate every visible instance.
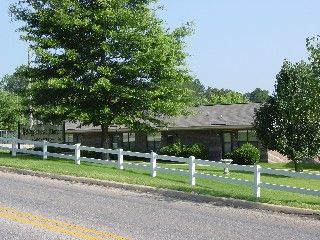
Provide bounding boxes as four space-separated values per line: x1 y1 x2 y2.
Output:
0 152 319 210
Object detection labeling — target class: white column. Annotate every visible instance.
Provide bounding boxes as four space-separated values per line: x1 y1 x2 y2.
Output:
75 143 81 165
150 151 157 177
43 140 48 160
254 165 261 198
118 148 124 170
189 156 196 186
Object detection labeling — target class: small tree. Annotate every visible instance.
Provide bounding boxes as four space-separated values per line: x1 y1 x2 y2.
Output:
254 59 320 171
0 66 29 95
0 91 25 130
1 66 32 127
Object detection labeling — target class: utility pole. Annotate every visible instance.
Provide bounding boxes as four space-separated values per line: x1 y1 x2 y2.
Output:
27 47 33 128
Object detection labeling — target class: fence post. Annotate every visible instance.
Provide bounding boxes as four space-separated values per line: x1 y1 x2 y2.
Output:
43 140 48 160
12 139 17 157
75 143 81 165
254 165 261 198
118 148 124 170
150 151 157 177
189 156 196 186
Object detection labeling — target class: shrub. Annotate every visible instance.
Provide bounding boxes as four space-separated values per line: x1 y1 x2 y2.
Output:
226 143 260 165
185 144 209 159
33 146 72 153
223 151 233 159
159 141 185 157
159 142 209 159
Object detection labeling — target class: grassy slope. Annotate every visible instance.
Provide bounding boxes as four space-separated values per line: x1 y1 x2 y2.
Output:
0 152 319 210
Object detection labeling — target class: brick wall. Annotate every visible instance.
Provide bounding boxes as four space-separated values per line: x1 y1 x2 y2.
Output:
73 129 269 162
162 130 223 160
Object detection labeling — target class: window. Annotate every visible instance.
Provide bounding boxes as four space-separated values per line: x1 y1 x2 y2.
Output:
248 130 257 141
65 133 73 144
166 135 174 145
238 130 248 142
223 130 259 155
147 133 161 152
112 134 121 149
237 130 248 147
237 130 259 147
223 133 232 153
122 133 135 150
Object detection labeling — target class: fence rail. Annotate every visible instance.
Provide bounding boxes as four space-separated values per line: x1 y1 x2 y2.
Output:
0 137 319 198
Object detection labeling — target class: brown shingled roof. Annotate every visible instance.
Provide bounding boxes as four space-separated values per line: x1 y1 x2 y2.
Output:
65 103 261 132
168 103 261 129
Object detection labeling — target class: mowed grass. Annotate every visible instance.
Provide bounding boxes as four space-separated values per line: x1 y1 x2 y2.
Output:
0 152 319 210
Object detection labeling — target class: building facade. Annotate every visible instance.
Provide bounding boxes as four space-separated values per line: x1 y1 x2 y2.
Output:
64 103 276 161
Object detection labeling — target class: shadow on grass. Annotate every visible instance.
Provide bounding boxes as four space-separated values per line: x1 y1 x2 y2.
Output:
282 162 320 171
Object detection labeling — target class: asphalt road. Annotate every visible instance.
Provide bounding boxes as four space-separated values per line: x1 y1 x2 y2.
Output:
0 171 319 240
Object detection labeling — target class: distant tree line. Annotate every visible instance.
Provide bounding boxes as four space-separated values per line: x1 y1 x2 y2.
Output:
187 78 269 106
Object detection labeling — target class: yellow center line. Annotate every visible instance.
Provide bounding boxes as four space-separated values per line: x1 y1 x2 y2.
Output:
0 212 104 240
0 207 129 240
0 207 128 240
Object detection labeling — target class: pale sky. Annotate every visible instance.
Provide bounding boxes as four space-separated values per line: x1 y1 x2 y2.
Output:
1 0 320 94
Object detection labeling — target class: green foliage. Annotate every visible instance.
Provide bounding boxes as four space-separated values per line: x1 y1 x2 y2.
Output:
255 39 320 171
186 79 250 106
184 84 270 106
0 66 29 96
226 143 260 165
186 143 209 159
245 88 269 103
10 0 194 147
205 88 248 105
159 141 185 157
184 78 207 106
159 141 209 159
1 66 31 125
0 91 26 130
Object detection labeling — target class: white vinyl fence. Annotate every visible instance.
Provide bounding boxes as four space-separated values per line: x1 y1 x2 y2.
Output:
0 137 319 198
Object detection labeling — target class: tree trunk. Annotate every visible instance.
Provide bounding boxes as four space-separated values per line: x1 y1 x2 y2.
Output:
101 124 111 160
294 159 302 172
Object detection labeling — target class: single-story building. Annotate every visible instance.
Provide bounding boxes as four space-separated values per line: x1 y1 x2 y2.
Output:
64 103 285 162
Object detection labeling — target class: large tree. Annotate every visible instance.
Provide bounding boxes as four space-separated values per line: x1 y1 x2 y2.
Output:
254 59 320 171
11 0 194 148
